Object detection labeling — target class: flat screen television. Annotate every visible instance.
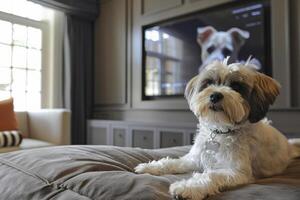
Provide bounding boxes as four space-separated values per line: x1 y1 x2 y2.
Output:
142 0 271 100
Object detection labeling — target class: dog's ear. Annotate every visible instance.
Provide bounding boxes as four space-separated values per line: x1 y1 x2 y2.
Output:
197 26 216 45
228 28 250 48
248 72 280 123
185 76 199 104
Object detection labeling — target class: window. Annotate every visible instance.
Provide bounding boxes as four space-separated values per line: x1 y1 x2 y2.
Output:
0 0 49 111
144 29 184 96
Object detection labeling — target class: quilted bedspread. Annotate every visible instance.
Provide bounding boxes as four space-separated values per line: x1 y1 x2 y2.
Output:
0 145 299 200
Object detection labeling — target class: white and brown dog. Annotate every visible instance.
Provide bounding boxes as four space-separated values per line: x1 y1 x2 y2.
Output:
135 60 300 200
197 26 260 70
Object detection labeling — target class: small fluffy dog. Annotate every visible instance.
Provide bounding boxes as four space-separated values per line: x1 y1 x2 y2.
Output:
197 26 260 70
135 60 300 200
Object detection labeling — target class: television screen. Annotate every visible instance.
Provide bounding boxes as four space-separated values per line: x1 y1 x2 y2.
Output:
143 0 271 99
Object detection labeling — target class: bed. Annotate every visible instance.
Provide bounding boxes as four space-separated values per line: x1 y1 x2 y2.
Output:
0 145 299 200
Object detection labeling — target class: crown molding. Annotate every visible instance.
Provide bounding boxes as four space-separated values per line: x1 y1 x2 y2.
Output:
29 0 100 20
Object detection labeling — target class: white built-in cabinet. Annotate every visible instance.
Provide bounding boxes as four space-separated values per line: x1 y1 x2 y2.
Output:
87 120 196 148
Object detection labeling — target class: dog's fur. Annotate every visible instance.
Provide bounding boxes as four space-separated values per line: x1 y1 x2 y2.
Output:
135 60 300 200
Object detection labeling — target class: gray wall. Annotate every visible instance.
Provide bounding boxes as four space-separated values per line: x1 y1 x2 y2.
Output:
93 0 300 136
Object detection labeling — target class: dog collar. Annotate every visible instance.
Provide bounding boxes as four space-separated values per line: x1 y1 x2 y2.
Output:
211 128 236 135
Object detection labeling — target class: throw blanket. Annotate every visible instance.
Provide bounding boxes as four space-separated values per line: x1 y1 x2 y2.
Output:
0 145 299 200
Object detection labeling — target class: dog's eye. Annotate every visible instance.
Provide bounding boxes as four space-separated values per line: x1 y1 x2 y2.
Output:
200 79 214 91
230 82 243 92
207 46 215 54
222 48 232 57
204 79 214 86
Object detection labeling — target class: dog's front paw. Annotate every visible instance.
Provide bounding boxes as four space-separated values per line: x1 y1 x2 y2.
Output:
134 163 150 174
169 180 206 200
134 162 164 175
172 194 188 200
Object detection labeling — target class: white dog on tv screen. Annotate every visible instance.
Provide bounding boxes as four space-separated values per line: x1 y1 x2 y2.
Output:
197 26 261 71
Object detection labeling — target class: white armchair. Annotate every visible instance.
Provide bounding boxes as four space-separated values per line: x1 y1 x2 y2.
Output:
0 109 71 153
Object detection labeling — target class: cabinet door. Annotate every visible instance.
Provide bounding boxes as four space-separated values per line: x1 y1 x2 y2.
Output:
132 129 154 149
160 131 183 148
113 128 126 147
88 126 108 145
141 0 182 15
94 0 127 105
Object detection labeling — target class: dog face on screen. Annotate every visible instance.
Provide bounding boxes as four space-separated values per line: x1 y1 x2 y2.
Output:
197 26 250 68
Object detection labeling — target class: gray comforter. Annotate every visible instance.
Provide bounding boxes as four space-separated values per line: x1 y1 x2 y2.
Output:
0 145 299 200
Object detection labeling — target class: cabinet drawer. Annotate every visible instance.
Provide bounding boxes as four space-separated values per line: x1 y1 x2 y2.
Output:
160 131 183 148
132 129 154 149
113 128 126 147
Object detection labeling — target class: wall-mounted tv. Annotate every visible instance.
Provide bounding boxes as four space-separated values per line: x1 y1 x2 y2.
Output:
142 0 271 100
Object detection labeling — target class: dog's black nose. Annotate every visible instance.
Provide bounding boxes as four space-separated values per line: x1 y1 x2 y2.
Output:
210 92 224 103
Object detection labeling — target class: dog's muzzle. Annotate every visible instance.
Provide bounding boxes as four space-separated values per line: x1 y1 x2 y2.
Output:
210 92 224 103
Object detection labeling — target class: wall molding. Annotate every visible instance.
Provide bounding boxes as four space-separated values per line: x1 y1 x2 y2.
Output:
29 0 99 19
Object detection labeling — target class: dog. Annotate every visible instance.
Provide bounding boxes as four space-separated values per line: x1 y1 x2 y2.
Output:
197 26 261 70
135 60 300 200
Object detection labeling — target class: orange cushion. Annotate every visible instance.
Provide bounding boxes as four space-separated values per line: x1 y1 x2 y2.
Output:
0 98 18 131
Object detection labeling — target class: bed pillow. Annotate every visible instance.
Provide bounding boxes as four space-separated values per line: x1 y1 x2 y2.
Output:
0 98 18 131
0 130 23 147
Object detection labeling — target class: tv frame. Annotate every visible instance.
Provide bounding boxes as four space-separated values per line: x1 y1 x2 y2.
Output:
132 0 291 110
141 0 272 100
